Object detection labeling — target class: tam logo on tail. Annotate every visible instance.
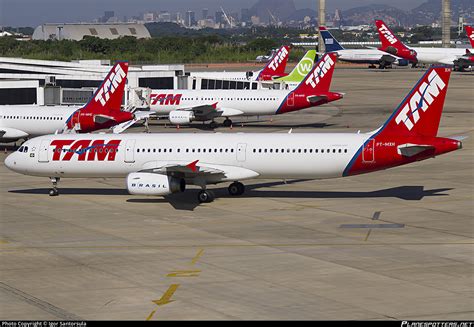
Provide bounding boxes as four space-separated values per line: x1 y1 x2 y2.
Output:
305 54 335 88
268 47 289 71
94 64 127 106
378 23 397 45
395 70 446 131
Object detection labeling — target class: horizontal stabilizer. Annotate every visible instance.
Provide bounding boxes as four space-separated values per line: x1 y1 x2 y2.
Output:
397 144 434 157
94 114 115 124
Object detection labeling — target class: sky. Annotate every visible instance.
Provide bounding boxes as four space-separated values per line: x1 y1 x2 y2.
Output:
0 0 428 27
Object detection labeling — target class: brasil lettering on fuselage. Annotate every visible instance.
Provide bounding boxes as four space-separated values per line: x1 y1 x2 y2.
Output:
50 139 121 161
150 94 182 106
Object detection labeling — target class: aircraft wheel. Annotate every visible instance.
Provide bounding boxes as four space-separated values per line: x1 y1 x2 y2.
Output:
209 121 218 129
228 182 245 196
198 190 215 203
49 188 59 196
223 119 232 127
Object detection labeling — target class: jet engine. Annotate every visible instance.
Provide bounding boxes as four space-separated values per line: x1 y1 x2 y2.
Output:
169 110 194 125
127 173 186 196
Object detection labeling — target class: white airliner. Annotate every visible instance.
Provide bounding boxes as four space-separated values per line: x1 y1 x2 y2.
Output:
0 62 146 143
376 20 474 70
190 45 291 81
319 26 408 69
5 66 461 203
147 53 343 128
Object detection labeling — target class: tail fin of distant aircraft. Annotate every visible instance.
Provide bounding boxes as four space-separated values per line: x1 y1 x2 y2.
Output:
465 25 474 47
319 26 344 52
377 66 451 138
82 62 129 113
257 45 291 80
294 52 337 94
277 50 316 82
375 20 417 62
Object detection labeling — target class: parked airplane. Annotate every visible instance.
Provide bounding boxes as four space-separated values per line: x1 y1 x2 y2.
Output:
5 66 461 203
0 62 147 143
190 45 291 81
149 53 342 128
319 26 409 69
376 20 474 71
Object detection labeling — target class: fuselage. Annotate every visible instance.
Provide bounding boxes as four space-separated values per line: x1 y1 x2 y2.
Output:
4 133 367 179
0 105 78 141
333 49 397 64
149 88 331 117
411 47 474 64
190 70 263 81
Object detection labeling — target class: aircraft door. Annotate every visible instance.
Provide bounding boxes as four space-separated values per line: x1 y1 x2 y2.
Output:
236 143 247 162
362 139 375 163
38 140 50 163
286 92 295 107
124 139 136 163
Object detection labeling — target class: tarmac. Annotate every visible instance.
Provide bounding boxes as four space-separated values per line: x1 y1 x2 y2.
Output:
0 67 473 320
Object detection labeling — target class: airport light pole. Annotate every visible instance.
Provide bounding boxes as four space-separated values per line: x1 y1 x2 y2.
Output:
441 0 451 48
318 0 326 53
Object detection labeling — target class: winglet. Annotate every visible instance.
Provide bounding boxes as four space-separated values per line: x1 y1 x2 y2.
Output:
186 160 199 172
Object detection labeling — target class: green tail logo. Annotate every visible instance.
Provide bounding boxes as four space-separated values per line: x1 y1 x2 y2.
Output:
277 50 316 82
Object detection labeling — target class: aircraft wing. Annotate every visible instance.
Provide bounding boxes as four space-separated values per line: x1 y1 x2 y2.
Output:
174 104 244 120
138 160 259 183
397 144 435 157
112 111 156 134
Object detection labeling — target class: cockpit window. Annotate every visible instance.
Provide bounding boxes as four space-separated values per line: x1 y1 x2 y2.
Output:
18 146 24 152
17 146 28 153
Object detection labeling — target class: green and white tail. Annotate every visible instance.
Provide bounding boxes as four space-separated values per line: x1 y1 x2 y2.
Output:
277 50 316 83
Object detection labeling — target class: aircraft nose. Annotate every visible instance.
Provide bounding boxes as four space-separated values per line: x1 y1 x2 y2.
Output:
4 153 18 171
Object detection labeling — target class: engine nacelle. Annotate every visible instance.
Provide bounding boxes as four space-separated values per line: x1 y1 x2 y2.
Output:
169 110 194 125
127 173 185 196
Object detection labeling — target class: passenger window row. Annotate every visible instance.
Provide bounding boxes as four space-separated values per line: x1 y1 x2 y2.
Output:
137 148 235 154
253 148 349 154
1 116 62 120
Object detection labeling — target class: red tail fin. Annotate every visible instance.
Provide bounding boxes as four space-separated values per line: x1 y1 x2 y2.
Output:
466 25 474 48
294 52 337 94
257 45 291 80
83 62 128 112
379 66 451 137
375 20 417 63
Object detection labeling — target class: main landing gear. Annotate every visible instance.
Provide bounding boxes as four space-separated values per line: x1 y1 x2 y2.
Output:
197 181 245 203
222 118 232 127
49 177 60 196
228 182 245 196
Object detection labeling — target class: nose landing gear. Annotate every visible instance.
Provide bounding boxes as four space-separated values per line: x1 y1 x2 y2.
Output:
49 177 60 196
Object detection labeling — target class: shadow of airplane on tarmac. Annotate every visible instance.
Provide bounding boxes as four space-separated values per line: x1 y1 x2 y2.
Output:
10 181 453 211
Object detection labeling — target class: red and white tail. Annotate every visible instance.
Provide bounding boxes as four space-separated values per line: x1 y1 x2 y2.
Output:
83 62 128 113
294 52 337 94
378 66 452 137
466 25 474 48
375 20 418 63
257 45 291 80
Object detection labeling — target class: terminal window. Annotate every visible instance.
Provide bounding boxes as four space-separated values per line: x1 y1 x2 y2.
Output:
89 28 98 35
129 28 137 35
110 28 118 35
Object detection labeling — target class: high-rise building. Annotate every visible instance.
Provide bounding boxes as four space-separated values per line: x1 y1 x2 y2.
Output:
202 8 209 20
215 11 225 26
185 11 196 27
241 8 251 23
101 11 115 23
334 9 342 28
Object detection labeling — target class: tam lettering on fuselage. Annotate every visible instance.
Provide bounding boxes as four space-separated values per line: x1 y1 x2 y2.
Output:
150 94 183 106
395 70 446 130
268 47 289 71
379 24 397 44
305 55 334 88
50 139 121 161
94 65 127 106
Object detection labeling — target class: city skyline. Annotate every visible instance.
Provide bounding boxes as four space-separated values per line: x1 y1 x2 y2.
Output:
1 0 428 27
